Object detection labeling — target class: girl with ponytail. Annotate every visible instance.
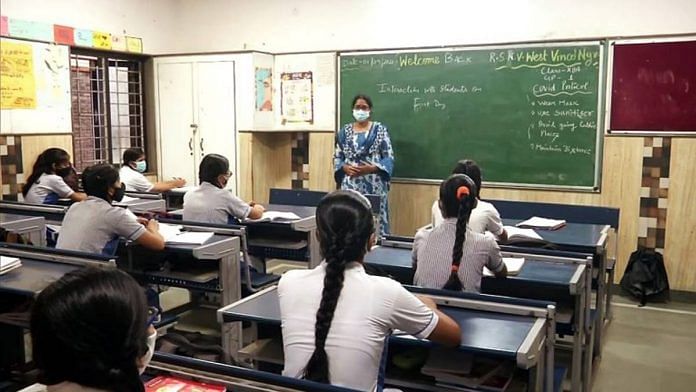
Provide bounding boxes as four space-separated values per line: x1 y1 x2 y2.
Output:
279 190 461 390
31 268 156 391
414 174 507 292
23 148 86 204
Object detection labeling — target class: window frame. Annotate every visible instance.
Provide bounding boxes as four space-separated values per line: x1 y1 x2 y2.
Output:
69 48 150 170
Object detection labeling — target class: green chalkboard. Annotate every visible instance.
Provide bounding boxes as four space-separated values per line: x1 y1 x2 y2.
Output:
339 43 604 188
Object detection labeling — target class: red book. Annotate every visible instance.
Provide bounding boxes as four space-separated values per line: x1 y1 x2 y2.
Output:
145 375 226 392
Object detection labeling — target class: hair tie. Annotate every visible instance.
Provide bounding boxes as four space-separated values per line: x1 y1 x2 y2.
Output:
456 186 470 201
451 265 459 273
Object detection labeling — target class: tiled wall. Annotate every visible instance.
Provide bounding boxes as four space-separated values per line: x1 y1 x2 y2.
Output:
291 132 309 189
638 137 671 252
0 136 24 201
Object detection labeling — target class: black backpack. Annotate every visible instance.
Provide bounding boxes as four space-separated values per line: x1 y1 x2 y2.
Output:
620 248 670 306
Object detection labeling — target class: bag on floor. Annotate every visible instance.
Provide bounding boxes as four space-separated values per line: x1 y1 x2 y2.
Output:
620 248 670 306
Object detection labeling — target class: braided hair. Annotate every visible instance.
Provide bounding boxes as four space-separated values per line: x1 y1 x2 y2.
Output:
440 174 478 291
303 190 375 383
31 268 149 391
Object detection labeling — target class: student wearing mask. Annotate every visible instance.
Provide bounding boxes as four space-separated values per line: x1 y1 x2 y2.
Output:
183 154 265 224
415 174 507 292
29 268 156 392
57 163 164 255
22 148 86 204
431 160 508 242
279 190 461 390
119 147 186 192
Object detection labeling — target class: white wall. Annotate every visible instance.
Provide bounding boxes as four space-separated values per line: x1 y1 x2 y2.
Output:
0 0 177 54
169 0 696 54
3 0 694 54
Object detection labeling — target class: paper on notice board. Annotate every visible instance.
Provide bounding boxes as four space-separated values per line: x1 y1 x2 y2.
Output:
0 41 37 109
126 36 142 53
53 25 74 45
280 71 313 124
0 16 8 36
92 31 112 49
74 29 93 46
255 67 273 111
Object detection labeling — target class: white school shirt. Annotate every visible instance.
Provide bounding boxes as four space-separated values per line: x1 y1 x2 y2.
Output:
24 173 74 204
279 262 439 391
182 182 251 225
119 166 154 192
432 199 504 236
56 197 146 255
413 218 504 292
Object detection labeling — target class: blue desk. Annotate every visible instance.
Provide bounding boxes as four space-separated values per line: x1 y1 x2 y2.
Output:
121 234 242 363
0 258 78 297
171 204 320 268
502 219 608 254
218 285 555 392
363 240 591 392
0 213 46 246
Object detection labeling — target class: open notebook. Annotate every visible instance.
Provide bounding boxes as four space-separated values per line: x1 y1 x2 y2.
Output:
503 226 544 243
484 257 525 277
245 211 301 223
158 223 214 245
0 256 22 275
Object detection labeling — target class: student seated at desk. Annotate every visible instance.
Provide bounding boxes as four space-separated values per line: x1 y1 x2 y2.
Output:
432 160 508 242
29 268 156 392
22 148 87 204
120 147 186 192
279 190 461 391
183 154 265 224
415 174 507 292
57 163 165 254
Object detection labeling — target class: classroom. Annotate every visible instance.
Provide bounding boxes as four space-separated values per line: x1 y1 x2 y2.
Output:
0 0 694 391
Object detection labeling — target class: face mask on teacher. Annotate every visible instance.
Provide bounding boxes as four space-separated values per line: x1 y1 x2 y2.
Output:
353 109 370 122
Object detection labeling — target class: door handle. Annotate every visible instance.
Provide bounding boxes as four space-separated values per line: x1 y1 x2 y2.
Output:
200 138 204 157
188 137 193 156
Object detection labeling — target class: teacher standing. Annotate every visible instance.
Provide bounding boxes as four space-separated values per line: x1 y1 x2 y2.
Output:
334 94 394 236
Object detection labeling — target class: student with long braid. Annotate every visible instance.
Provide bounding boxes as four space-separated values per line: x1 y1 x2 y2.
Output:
278 190 461 390
414 174 507 292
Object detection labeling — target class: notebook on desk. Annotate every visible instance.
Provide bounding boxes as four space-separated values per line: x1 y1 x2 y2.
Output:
516 216 566 230
158 223 214 245
484 257 525 277
0 256 22 275
245 211 301 223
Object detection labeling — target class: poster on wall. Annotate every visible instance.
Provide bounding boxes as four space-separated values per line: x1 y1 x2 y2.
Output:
0 40 37 109
280 71 313 124
255 67 273 111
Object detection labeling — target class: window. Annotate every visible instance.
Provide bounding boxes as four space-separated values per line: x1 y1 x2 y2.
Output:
70 50 146 171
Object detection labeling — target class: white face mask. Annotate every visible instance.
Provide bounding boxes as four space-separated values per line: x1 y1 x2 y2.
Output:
138 329 157 375
352 109 370 122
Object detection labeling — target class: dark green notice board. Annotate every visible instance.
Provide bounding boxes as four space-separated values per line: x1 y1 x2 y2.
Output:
339 44 603 188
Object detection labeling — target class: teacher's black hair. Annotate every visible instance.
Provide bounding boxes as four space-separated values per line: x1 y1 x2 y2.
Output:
303 190 375 383
440 174 478 291
31 267 148 392
351 94 373 109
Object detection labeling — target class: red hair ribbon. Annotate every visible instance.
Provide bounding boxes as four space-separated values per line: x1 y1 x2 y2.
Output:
456 186 470 201
451 265 459 272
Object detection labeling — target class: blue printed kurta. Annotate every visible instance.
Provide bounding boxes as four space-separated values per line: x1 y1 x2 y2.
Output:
334 122 394 235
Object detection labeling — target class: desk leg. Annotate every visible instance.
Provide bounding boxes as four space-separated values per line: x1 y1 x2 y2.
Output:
571 271 586 392
594 251 607 357
307 228 321 269
545 306 556 392
220 253 242 364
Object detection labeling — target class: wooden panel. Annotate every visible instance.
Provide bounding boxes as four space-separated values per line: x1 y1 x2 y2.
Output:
308 132 335 192
21 134 74 176
237 132 253 202
664 138 696 291
251 133 292 204
388 182 439 236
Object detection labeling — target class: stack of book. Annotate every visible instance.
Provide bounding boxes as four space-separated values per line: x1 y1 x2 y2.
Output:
0 256 22 275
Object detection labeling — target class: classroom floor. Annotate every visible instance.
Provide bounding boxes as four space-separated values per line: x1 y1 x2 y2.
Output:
590 292 696 392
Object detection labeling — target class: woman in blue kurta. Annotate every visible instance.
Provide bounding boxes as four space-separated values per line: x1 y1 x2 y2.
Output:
334 95 394 236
